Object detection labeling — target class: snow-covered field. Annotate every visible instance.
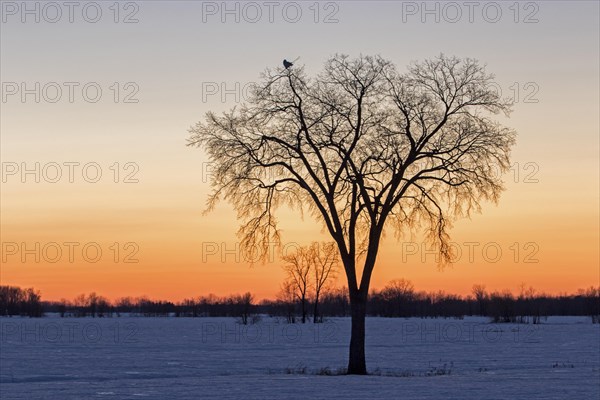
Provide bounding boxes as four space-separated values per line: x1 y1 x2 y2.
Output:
1 316 598 399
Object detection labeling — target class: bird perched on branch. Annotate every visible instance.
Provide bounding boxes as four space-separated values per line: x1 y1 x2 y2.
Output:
283 57 299 69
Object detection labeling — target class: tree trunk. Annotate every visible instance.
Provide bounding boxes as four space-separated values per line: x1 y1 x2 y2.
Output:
347 291 367 374
313 293 319 323
301 295 306 323
344 230 381 375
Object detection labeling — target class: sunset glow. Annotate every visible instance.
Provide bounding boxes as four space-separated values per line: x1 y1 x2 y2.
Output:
1 1 598 303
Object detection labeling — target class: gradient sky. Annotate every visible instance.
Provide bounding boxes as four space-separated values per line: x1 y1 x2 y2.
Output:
1 1 598 301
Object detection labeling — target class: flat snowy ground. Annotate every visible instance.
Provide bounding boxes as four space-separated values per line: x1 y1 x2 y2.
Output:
1 316 598 399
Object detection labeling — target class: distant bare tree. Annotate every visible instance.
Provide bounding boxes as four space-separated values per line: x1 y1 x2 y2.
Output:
308 242 339 323
383 279 415 298
189 54 516 374
21 288 43 317
580 286 600 324
283 246 311 323
276 280 297 323
381 279 415 317
0 286 23 316
281 242 339 323
472 284 488 316
235 292 254 324
72 293 88 317
87 292 100 317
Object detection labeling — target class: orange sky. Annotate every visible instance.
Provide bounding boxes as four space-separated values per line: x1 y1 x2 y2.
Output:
1 171 598 301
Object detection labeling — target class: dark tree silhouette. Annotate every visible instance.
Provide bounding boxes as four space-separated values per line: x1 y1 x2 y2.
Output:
276 280 297 323
0 286 43 317
281 242 339 323
234 292 255 324
310 242 339 323
380 279 415 317
282 246 311 323
472 284 488 316
188 54 516 374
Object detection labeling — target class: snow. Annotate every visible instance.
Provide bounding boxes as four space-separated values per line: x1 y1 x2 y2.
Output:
1 316 598 399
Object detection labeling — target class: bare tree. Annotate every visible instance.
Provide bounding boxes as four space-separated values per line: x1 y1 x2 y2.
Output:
310 242 339 323
189 54 516 374
282 246 311 323
582 286 600 324
472 284 488 316
280 242 338 323
0 286 23 316
381 279 415 317
235 292 254 325
276 280 297 323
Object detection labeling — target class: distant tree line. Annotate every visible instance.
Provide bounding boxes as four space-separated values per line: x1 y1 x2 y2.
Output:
2 283 598 324
0 286 43 317
368 281 600 324
40 292 258 324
